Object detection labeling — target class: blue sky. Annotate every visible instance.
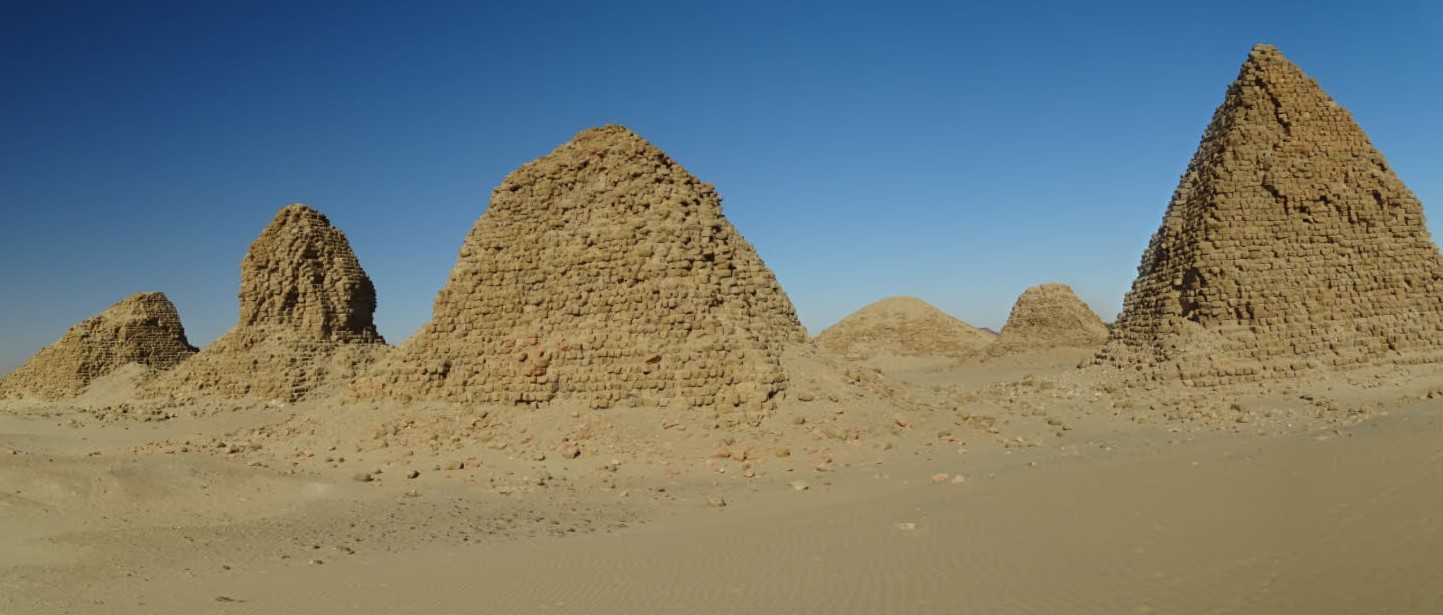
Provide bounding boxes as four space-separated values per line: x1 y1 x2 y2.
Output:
2 0 1441 373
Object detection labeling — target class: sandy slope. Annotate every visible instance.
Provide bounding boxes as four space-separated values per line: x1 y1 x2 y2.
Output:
3 359 1441 614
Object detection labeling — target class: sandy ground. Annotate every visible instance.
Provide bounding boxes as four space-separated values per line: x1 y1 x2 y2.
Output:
3 355 1442 614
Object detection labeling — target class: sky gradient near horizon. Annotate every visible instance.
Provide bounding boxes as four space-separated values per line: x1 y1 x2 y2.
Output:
3 1 1442 374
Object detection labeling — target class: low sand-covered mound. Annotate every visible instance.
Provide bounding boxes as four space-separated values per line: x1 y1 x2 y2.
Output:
815 297 993 368
0 292 196 400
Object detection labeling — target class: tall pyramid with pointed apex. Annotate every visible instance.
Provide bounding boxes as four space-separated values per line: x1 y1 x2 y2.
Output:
0 292 197 400
1096 44 1443 383
354 125 807 410
144 204 386 402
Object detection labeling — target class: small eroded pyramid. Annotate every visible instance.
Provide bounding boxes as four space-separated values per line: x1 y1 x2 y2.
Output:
144 204 386 402
816 296 994 362
355 125 806 410
1095 44 1443 383
986 284 1108 358
0 292 196 400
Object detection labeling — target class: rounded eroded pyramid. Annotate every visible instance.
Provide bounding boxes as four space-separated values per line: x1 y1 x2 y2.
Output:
356 125 806 410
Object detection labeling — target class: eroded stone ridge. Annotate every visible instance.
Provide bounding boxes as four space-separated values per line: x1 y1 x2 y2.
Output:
0 292 196 400
815 296 993 360
987 284 1108 357
355 125 806 409
144 204 385 402
239 204 381 342
1095 44 1443 384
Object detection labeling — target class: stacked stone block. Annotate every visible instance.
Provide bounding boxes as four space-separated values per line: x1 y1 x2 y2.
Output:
0 292 196 400
1096 44 1443 383
145 204 386 402
355 125 806 409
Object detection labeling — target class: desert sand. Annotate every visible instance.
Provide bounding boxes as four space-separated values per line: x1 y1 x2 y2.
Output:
4 43 1443 613
4 358 1443 614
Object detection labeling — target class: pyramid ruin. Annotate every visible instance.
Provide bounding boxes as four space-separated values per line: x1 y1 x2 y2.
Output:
815 296 993 361
144 204 386 402
354 125 806 410
0 292 196 400
1095 44 1443 384
986 284 1108 358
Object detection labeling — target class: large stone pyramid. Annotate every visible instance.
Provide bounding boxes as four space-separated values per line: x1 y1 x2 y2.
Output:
144 204 386 402
1096 44 1443 384
355 125 806 410
0 292 196 400
987 284 1108 357
815 296 993 361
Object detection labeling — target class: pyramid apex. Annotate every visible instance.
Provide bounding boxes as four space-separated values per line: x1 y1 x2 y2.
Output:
1241 43 1300 72
570 124 644 144
274 203 328 222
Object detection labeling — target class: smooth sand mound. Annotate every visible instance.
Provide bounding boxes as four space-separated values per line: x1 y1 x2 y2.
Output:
815 296 993 369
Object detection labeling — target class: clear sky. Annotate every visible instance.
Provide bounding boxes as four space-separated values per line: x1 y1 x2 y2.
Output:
2 0 1441 373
